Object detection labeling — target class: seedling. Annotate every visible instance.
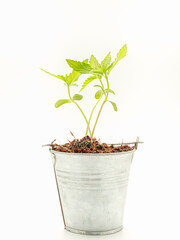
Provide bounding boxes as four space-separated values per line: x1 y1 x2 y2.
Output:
41 44 127 141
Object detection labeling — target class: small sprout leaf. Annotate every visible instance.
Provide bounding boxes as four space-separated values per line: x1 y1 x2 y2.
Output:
72 94 83 101
108 101 118 111
83 59 89 64
68 70 81 85
80 76 97 91
55 99 71 108
94 84 102 88
101 52 111 69
107 44 127 74
90 55 100 68
94 85 106 94
105 88 115 95
95 89 103 99
57 75 66 81
66 59 92 74
115 44 127 63
41 68 66 82
106 63 114 73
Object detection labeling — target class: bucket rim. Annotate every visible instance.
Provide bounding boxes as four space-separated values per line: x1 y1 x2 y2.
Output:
50 148 136 156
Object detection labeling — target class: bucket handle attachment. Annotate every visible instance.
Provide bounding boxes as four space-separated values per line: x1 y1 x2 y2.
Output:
110 136 143 149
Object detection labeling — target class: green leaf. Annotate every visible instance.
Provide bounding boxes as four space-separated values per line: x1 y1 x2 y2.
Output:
68 70 81 85
90 55 100 68
97 74 103 80
40 68 66 82
94 84 103 89
115 44 127 63
65 74 68 81
108 101 118 111
95 89 103 99
55 99 71 108
107 44 127 73
101 52 111 69
80 76 97 91
83 59 89 64
105 88 115 95
66 59 92 74
106 63 114 73
94 85 105 94
72 94 83 101
91 68 104 75
71 83 78 87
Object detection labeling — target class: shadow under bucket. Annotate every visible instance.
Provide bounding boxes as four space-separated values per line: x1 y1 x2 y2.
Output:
50 148 136 235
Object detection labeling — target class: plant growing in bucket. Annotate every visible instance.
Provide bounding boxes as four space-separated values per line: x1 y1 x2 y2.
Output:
42 44 142 235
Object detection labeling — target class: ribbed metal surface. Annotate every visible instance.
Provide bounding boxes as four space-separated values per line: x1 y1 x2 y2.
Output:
56 169 129 190
50 150 135 235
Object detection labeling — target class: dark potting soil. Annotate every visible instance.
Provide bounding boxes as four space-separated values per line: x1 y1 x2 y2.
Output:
51 135 135 153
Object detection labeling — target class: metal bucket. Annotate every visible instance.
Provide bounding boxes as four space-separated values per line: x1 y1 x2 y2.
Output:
50 149 136 235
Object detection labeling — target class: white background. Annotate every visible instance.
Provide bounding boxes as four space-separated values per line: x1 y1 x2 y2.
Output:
0 0 180 239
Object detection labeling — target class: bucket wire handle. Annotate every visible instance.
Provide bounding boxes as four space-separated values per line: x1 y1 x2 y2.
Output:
51 153 66 228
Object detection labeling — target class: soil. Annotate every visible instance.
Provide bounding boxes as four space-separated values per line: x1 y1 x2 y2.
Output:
51 135 135 153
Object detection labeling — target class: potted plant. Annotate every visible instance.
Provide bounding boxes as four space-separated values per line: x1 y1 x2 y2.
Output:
42 44 142 235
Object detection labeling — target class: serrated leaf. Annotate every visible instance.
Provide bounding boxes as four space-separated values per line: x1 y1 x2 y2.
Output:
108 101 118 111
72 94 83 101
83 59 89 64
115 44 127 63
105 88 115 95
101 52 111 69
55 99 71 108
90 55 100 68
95 89 103 99
41 68 66 82
80 76 97 91
107 44 127 74
68 70 81 85
66 59 92 74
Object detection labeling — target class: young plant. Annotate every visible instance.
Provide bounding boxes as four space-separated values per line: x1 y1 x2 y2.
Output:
41 44 127 141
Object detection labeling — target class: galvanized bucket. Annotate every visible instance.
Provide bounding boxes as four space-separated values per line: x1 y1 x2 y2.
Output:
50 148 136 235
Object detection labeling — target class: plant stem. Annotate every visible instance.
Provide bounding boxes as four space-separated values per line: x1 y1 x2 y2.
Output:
85 75 107 137
98 76 105 90
85 97 101 136
67 86 92 136
91 74 109 139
